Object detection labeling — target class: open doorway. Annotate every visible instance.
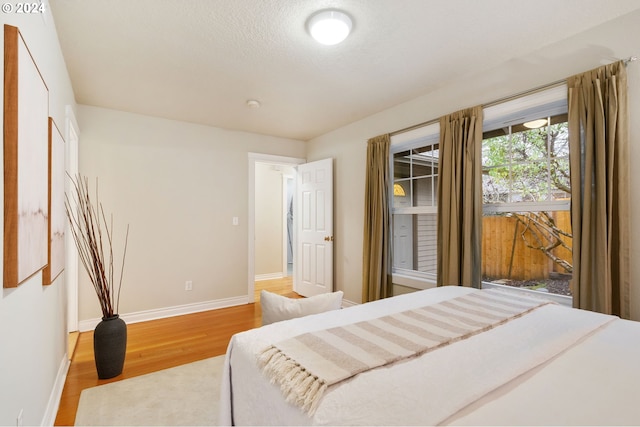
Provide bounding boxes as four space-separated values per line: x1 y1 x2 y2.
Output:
248 153 305 303
285 175 294 276
254 162 296 280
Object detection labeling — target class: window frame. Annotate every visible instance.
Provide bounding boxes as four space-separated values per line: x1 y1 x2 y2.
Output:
390 123 440 287
480 84 572 305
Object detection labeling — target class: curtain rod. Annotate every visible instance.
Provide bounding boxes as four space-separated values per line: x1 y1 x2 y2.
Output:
389 80 565 137
390 55 637 137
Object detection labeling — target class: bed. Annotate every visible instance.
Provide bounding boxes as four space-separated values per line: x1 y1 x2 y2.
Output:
219 286 640 425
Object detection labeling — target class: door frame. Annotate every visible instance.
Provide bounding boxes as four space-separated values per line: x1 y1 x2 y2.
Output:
65 105 80 333
248 153 305 302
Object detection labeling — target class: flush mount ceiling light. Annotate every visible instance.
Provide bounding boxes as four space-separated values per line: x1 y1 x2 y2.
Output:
307 10 353 45
523 119 548 129
246 99 261 109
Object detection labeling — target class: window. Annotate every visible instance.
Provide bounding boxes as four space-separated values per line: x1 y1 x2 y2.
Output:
388 85 573 302
390 124 440 287
481 86 572 300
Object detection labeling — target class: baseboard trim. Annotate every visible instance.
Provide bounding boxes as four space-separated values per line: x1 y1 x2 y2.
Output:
342 299 358 308
78 295 250 332
255 272 284 281
41 354 70 426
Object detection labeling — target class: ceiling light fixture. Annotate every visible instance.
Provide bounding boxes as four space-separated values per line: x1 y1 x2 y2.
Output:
307 10 353 45
246 99 261 109
523 119 548 129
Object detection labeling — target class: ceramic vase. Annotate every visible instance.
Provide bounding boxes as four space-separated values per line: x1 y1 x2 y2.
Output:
93 315 127 379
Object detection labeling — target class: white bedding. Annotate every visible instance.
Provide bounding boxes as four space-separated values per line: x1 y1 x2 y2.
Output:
219 286 640 426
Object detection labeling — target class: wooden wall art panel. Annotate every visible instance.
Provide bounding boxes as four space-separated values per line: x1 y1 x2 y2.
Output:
4 24 50 288
43 118 65 285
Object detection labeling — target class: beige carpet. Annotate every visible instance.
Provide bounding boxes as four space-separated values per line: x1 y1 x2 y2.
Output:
74 355 225 426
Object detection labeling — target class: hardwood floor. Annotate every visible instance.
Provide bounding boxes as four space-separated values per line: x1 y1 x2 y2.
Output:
54 276 298 426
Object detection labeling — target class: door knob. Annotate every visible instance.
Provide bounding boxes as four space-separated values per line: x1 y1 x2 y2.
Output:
324 236 334 242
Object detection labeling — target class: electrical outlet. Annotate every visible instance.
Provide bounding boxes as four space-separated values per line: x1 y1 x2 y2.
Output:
185 281 193 291
17 409 23 427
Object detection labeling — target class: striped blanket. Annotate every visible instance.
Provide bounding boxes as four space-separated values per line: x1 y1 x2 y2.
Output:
257 289 551 415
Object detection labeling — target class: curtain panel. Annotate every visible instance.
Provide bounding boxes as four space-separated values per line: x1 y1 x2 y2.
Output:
362 134 392 302
437 106 483 288
567 61 630 318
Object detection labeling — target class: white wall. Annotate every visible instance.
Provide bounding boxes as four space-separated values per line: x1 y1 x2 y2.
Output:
307 10 640 319
0 9 77 427
76 105 306 322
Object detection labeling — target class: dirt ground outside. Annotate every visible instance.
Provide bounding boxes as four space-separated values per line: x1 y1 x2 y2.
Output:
484 276 572 296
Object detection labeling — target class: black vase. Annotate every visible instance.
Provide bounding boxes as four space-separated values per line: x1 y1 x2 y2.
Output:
93 315 127 379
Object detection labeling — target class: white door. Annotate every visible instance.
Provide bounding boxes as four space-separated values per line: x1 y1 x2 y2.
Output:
295 158 333 297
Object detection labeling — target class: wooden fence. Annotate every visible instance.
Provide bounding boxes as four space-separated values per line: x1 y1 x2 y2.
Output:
481 211 571 281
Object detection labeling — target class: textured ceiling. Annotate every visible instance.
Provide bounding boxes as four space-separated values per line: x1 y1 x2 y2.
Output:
49 0 640 141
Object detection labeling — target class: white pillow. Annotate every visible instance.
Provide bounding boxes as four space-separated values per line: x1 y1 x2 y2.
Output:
260 290 344 325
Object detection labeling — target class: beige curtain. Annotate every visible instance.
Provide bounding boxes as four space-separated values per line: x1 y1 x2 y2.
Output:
568 61 630 318
362 134 392 302
437 106 483 288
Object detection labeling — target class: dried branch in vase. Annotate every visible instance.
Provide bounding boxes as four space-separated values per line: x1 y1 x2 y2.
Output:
65 174 129 318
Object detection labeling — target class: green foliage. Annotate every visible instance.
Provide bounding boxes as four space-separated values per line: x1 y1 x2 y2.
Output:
483 122 569 203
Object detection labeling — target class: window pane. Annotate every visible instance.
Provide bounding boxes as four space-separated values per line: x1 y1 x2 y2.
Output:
511 128 548 163
482 115 570 205
510 160 549 202
483 166 509 204
393 214 414 270
413 177 435 207
482 137 508 168
413 161 435 179
550 157 570 199
481 211 572 297
548 122 569 157
393 182 411 208
392 213 437 273
413 143 440 159
415 213 437 274
393 150 411 180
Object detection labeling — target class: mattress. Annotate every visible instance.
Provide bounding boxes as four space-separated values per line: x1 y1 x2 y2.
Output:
219 286 640 425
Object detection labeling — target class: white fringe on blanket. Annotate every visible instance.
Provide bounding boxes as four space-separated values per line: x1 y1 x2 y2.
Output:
257 347 328 415
258 289 551 416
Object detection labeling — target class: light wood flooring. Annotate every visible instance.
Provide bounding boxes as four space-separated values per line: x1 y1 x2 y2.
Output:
54 277 298 426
